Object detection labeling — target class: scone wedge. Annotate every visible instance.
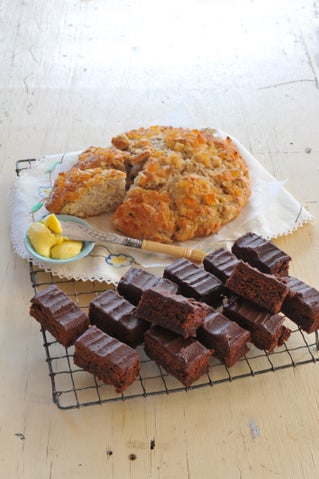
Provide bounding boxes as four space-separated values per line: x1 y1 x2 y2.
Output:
46 167 126 218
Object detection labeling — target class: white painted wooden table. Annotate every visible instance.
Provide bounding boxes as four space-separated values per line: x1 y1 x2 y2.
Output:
1 1 319 477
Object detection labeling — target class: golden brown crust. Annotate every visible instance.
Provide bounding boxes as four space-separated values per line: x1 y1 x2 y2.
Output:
112 187 176 243
112 126 251 242
46 167 126 218
74 146 130 172
45 126 251 242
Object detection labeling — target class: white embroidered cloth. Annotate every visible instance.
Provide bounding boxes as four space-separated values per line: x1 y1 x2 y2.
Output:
10 129 313 285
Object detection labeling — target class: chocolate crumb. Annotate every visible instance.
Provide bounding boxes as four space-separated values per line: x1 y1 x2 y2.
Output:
129 453 137 461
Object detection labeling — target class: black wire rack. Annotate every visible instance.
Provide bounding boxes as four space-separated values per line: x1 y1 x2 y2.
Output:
18 159 319 410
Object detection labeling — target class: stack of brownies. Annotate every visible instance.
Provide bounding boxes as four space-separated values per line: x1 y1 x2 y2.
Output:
29 232 319 392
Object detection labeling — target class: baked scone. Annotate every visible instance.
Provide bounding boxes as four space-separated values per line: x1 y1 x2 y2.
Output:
46 167 126 218
45 126 251 242
74 146 129 173
112 126 251 242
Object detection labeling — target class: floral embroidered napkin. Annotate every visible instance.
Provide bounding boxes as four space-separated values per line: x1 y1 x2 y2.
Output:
10 129 313 285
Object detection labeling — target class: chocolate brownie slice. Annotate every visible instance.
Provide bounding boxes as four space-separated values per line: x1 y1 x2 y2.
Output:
144 326 212 387
232 232 291 276
163 258 224 307
136 287 208 338
30 284 89 347
197 307 250 367
117 266 179 306
74 326 140 393
225 261 288 313
223 296 291 352
281 276 319 333
89 289 149 347
203 248 240 283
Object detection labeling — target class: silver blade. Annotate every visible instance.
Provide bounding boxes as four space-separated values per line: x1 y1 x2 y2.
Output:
60 220 143 249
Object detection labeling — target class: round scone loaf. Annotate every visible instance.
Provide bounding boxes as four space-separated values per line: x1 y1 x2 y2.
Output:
46 126 251 243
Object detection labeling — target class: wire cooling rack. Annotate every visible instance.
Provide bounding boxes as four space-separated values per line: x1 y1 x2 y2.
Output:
18 159 319 410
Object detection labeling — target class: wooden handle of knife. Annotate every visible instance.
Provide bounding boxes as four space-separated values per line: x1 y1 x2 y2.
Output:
141 240 206 263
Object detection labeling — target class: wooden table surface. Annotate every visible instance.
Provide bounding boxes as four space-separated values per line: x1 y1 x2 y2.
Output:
2 1 319 477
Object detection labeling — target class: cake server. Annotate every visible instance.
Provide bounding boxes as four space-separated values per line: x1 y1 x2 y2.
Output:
60 220 206 262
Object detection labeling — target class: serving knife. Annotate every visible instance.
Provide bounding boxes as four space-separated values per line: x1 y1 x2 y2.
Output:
60 220 206 263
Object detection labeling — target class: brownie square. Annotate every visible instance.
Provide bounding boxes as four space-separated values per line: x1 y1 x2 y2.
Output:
232 232 291 276
281 276 319 333
223 296 291 352
30 284 89 347
89 289 149 347
203 248 240 283
117 266 179 306
197 307 250 367
136 287 208 338
163 257 224 307
144 326 212 387
74 326 140 393
225 261 288 313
